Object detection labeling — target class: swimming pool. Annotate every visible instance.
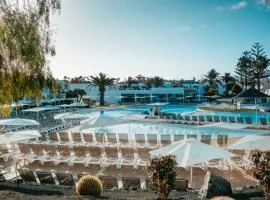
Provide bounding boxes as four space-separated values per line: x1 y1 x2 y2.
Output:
95 104 270 125
80 108 269 138
125 104 197 114
124 104 270 125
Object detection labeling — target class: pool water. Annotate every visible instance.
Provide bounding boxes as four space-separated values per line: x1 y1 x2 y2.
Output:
93 104 270 125
126 104 197 115
81 107 269 138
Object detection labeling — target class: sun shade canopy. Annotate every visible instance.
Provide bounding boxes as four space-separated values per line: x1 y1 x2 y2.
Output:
0 118 39 126
0 130 40 144
150 138 235 167
229 135 270 151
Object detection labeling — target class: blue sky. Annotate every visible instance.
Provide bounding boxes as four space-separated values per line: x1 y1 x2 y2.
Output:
50 0 270 80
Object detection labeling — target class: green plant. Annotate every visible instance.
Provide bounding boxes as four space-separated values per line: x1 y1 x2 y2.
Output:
76 175 103 196
147 155 177 200
251 151 270 197
231 84 242 94
85 73 119 106
0 1 60 116
205 86 217 96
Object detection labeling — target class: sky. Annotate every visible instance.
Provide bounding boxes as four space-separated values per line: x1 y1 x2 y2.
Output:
50 0 270 81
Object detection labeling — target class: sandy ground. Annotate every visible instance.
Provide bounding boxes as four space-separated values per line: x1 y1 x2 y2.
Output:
0 182 266 200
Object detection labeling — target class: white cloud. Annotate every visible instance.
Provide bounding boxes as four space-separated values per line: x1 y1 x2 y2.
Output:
258 0 270 7
230 1 247 10
259 0 270 5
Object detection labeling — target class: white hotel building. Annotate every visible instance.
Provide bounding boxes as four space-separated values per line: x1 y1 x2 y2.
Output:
58 80 225 104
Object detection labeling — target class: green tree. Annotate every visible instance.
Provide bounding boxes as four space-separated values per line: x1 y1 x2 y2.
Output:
145 76 164 88
203 68 220 87
205 86 217 96
65 90 76 99
152 76 164 87
235 51 253 90
86 73 118 106
251 151 270 199
251 43 270 91
221 72 235 96
0 0 60 116
231 84 242 94
125 76 136 88
73 89 87 102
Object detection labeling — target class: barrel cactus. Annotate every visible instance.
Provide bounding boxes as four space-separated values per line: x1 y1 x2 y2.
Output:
76 175 103 196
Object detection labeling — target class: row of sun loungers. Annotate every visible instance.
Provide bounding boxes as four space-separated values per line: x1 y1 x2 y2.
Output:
14 158 232 190
159 112 270 126
18 142 153 166
32 132 229 147
3 165 189 191
41 121 80 134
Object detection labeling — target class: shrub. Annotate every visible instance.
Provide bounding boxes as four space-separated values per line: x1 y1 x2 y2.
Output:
205 87 217 96
147 155 177 200
76 175 103 196
231 84 242 94
211 196 235 200
251 151 270 195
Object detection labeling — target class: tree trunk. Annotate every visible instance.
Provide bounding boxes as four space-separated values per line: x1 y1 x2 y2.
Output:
225 83 228 97
265 182 270 200
100 92 105 106
257 80 261 92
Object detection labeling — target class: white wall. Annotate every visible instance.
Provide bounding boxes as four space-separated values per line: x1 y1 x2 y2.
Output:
67 83 185 104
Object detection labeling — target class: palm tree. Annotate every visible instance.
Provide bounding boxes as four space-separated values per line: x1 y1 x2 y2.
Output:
125 76 135 88
73 89 87 102
203 68 220 87
221 72 234 96
86 73 118 106
152 76 164 87
145 76 164 88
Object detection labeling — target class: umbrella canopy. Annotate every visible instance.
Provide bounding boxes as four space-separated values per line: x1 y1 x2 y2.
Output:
147 102 169 106
80 114 128 131
132 96 146 99
234 88 269 99
209 95 221 99
42 105 60 110
61 113 88 120
54 113 87 120
0 118 39 126
150 138 235 167
228 135 270 151
58 104 71 108
0 130 40 144
114 96 129 99
69 102 88 107
241 104 266 110
201 122 251 130
22 106 58 112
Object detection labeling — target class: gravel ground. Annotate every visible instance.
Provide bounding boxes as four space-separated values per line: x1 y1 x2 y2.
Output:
0 182 266 200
